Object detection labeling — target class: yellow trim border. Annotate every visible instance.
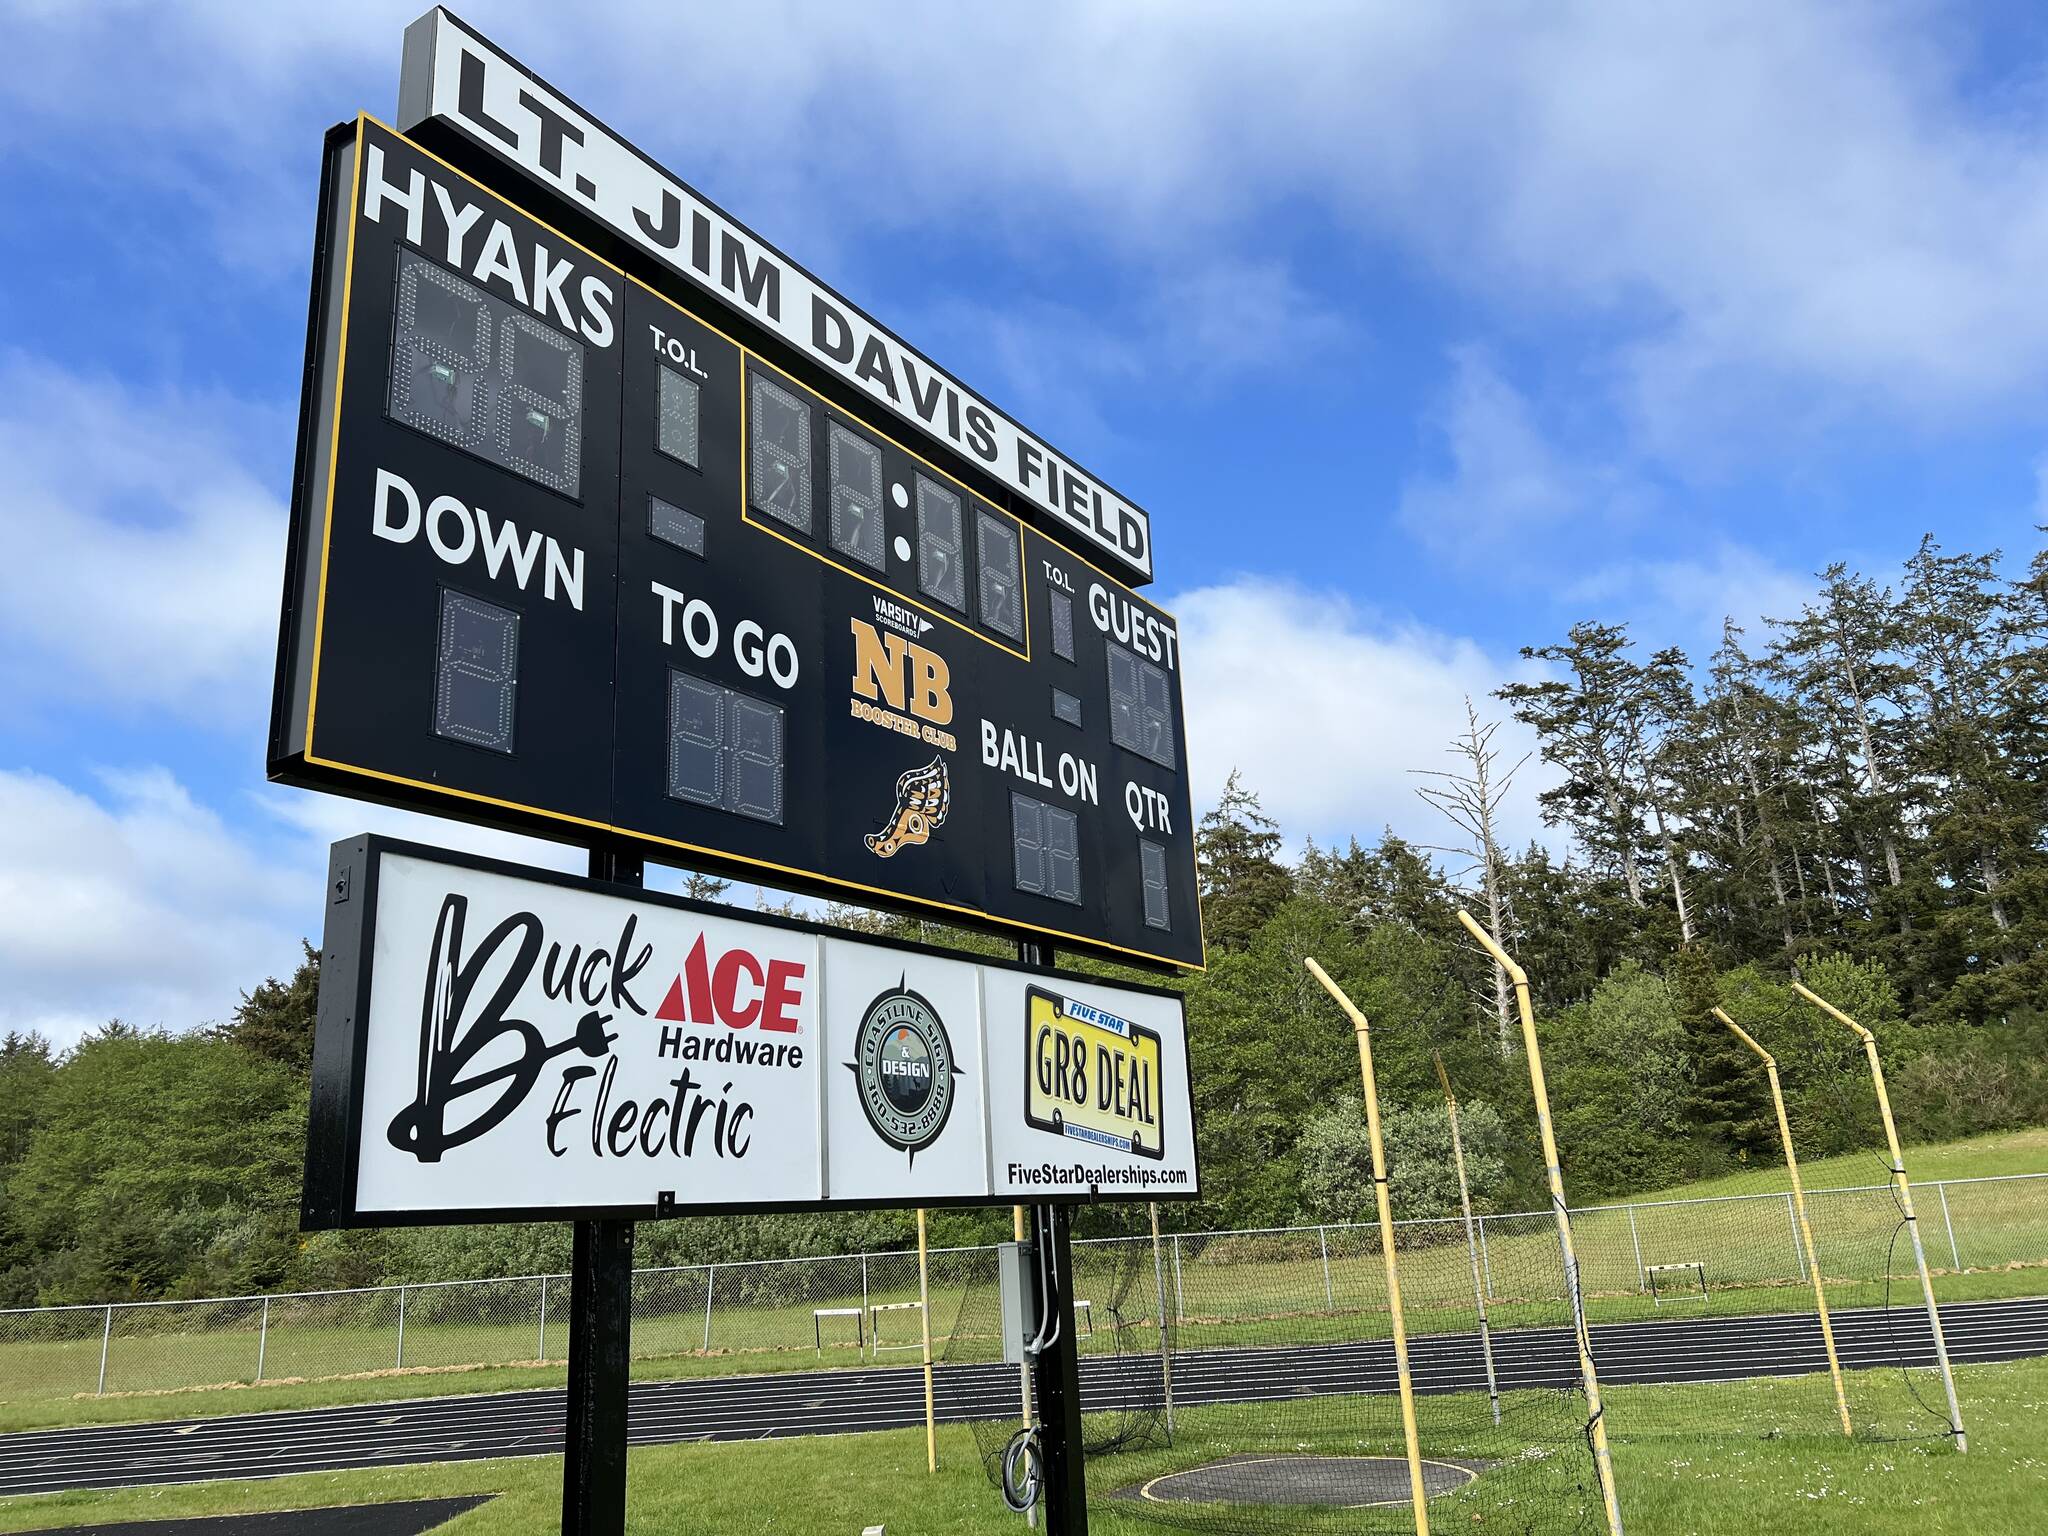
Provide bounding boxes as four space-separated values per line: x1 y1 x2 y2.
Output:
295 115 1205 973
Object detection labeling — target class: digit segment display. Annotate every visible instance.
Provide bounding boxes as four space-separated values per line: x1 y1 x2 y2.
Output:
271 117 1202 969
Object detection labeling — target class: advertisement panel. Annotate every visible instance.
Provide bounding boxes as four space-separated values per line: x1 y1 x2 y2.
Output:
303 836 1196 1227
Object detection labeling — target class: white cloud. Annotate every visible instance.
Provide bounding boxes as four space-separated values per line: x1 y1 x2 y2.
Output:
0 355 286 729
917 257 1349 450
0 753 592 1048
1398 348 1654 558
1563 544 1818 658
1169 576 1552 857
10 3 2046 451
0 753 826 1047
0 767 305 1045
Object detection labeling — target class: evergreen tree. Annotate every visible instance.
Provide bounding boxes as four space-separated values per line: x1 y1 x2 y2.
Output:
1898 537 2040 1015
1298 832 1458 941
1668 943 1770 1172
0 1032 54 1170
1196 770 1294 952
1685 623 1819 957
1498 623 1695 942
1768 565 1918 960
678 869 735 902
213 943 321 1076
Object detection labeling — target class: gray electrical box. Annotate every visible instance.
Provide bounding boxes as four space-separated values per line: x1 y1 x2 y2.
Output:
997 1240 1037 1365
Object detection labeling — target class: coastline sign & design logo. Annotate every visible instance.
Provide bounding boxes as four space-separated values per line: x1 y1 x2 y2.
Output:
848 980 958 1161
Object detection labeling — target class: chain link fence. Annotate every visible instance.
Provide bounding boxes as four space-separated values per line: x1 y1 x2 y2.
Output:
3 1172 2042 1406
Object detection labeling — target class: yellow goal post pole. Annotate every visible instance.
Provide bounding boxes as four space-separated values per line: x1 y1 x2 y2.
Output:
1711 1006 1852 1438
918 1208 937 1473
1433 1050 1502 1426
1304 957 1432 1536
1791 983 1967 1453
1455 910 1625 1536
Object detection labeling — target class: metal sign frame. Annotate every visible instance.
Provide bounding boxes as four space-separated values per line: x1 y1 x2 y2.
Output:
303 834 1199 1231
270 115 1204 973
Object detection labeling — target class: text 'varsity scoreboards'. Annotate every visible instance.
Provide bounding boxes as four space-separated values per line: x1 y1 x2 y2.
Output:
271 44 1199 970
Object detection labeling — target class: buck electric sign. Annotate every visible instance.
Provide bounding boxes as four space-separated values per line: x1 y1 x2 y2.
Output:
270 101 1200 970
302 837 1198 1225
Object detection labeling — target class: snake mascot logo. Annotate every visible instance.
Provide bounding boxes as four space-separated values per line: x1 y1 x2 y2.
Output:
864 756 951 858
847 978 959 1162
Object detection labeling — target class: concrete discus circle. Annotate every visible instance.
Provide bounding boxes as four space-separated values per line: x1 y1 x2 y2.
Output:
1126 1455 1482 1509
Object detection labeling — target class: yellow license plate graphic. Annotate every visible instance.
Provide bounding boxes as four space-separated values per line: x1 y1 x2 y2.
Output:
1025 988 1164 1159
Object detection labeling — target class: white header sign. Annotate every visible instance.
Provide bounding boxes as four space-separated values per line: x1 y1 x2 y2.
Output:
396 7 1155 582
303 838 1197 1226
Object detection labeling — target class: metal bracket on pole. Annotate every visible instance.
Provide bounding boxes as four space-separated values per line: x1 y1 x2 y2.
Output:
256 1296 270 1384
1792 983 1966 1454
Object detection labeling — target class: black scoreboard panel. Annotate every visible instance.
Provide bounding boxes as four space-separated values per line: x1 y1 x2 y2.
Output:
273 118 1202 970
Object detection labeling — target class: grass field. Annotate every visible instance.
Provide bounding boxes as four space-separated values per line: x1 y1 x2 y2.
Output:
4 1128 2041 1435
1624 1126 2048 1203
0 1357 2040 1534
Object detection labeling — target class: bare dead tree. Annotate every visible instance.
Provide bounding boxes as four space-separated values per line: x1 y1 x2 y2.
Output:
1415 698 1529 1054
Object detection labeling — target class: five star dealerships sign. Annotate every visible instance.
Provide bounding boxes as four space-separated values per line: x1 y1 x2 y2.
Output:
301 837 1197 1226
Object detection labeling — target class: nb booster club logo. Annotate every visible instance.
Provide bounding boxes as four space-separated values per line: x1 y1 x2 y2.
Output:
848 980 958 1162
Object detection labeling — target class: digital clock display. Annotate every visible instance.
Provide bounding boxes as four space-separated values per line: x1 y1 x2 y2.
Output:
272 117 1202 970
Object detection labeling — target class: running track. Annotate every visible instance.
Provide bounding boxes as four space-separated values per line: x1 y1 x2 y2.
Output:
3 1295 2041 1497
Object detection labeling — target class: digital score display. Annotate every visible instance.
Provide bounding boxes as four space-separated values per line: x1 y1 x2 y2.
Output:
272 119 1203 970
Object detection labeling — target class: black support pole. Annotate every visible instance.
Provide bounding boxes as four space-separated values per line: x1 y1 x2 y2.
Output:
1018 939 1087 1536
1032 1203 1089 1535
564 849 641 1536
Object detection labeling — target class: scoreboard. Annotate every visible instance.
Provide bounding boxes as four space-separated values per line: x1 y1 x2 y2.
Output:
270 105 1202 970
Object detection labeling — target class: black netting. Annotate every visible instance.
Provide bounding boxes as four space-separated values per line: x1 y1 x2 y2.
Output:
945 1205 1175 1493
947 1182 1603 1532
1583 996 1967 1457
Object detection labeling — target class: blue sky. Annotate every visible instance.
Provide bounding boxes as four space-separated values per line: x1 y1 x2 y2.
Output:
6 2 2048 1042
